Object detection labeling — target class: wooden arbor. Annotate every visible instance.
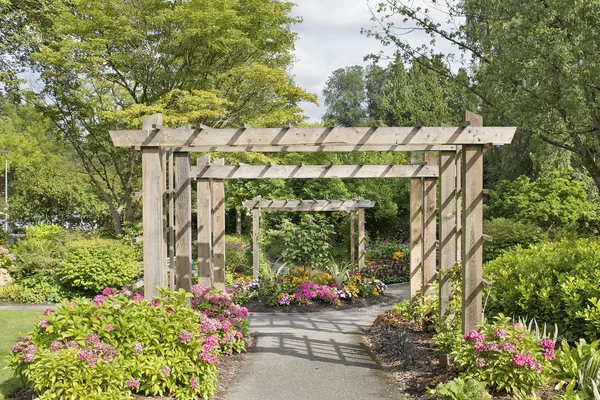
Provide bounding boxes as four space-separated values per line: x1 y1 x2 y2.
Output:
242 197 376 277
109 111 516 334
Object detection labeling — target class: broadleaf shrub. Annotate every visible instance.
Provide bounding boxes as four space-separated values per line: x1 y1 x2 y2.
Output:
282 215 333 267
484 238 600 342
482 218 548 262
57 239 140 294
225 235 251 275
10 286 248 399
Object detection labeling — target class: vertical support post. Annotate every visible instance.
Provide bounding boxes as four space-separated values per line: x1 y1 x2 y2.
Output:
456 147 462 261
212 158 226 290
174 152 193 292
461 111 484 334
141 114 166 298
358 207 366 271
423 154 437 297
252 207 260 278
197 155 212 288
410 152 424 298
350 211 356 266
438 150 458 367
168 150 175 290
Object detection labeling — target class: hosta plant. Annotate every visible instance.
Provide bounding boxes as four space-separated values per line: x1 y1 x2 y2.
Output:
434 376 492 400
10 286 248 400
452 315 555 397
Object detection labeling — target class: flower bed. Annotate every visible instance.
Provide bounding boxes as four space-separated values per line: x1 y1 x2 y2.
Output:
363 238 410 284
9 285 249 400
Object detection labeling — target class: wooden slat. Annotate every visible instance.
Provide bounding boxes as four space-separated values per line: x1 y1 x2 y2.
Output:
171 144 457 153
168 150 175 291
358 207 366 271
350 211 356 266
141 114 166 299
212 159 226 291
252 208 260 279
410 153 424 298
461 111 484 334
423 154 437 297
174 152 192 293
192 164 439 179
242 199 375 212
110 121 517 148
196 155 212 288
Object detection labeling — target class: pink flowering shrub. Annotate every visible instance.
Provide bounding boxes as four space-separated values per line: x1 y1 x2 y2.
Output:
10 286 249 400
452 315 555 396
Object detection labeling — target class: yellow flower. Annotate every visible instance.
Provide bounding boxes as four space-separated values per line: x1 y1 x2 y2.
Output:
393 251 404 261
372 289 379 296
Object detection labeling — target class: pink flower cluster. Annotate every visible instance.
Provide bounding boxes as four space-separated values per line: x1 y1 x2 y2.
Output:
11 336 31 354
127 377 140 389
540 338 555 360
43 308 54 316
464 330 485 342
474 339 517 353
133 342 144 355
178 330 193 344
38 320 50 329
77 335 119 366
160 365 171 377
12 337 38 363
512 352 543 372
94 287 145 307
292 282 340 304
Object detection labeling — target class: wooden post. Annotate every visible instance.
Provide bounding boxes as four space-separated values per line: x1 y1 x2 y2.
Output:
423 154 437 297
461 111 484 334
174 152 193 292
168 150 175 290
141 114 166 298
350 211 356 266
358 207 366 271
252 206 260 278
410 152 424 298
212 158 226 290
197 155 212 288
456 147 462 261
438 149 458 367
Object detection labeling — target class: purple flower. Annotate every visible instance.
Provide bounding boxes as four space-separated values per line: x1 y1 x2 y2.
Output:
127 377 140 389
543 349 555 360
93 295 107 306
131 292 144 302
160 365 171 377
464 330 484 342
178 330 193 344
512 353 536 368
198 352 216 364
133 342 143 355
49 341 63 352
150 299 160 307
66 340 80 349
205 335 218 347
85 333 100 346
43 308 54 316
539 338 555 350
190 377 199 388
101 287 113 296
106 325 114 332
475 358 486 368
39 320 50 329
493 328 507 339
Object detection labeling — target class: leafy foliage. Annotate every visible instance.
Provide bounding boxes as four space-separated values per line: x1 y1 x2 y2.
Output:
9 287 248 399
554 339 600 398
482 218 548 262
363 237 410 283
57 239 140 295
225 235 251 276
484 239 600 342
282 215 333 268
434 376 491 400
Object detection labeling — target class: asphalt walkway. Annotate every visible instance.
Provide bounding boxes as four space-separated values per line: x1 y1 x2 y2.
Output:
224 283 409 400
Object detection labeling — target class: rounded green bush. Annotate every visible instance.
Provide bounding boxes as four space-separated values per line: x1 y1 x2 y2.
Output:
483 218 548 262
58 239 140 294
225 235 251 275
484 238 600 342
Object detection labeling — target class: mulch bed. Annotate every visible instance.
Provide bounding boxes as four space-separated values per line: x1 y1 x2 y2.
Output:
242 293 395 313
365 324 564 399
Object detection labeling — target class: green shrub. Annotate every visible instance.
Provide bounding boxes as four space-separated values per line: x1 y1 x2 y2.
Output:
484 238 600 342
225 235 251 275
363 238 410 283
282 215 333 267
554 339 600 397
58 239 140 294
0 284 22 302
482 218 548 262
24 223 67 241
9 287 248 400
434 377 491 400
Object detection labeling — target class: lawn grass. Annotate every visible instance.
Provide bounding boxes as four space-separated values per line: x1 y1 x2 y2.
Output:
0 310 44 400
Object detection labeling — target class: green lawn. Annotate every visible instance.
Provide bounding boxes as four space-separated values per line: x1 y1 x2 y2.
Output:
0 310 44 400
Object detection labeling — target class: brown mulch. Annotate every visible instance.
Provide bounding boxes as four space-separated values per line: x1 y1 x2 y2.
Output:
365 325 564 399
242 293 394 313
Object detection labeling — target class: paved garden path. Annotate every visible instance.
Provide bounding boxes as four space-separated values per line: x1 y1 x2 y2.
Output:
224 283 409 400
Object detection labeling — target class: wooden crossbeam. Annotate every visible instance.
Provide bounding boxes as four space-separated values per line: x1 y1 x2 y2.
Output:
242 199 375 212
169 144 458 152
192 164 438 179
110 120 516 149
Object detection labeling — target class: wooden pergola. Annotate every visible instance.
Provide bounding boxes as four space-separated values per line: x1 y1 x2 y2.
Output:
109 111 516 335
242 197 376 277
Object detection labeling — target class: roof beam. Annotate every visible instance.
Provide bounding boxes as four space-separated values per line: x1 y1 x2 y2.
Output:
192 164 438 179
242 199 375 212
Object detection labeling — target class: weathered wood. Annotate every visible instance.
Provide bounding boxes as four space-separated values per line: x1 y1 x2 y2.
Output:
141 114 166 298
162 149 168 292
410 153 424 298
192 164 439 179
461 111 485 334
196 155 212 288
171 144 458 153
358 207 366 271
456 147 462 261
482 234 493 242
350 211 356 265
423 154 437 297
252 208 260 279
168 150 175 290
110 124 517 148
242 199 375 212
212 158 226 291
174 152 193 293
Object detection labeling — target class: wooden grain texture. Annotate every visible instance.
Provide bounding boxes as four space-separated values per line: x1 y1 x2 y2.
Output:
439 151 458 317
410 153 424 298
192 164 439 179
242 199 375 212
174 152 192 293
212 158 226 291
170 144 457 153
461 112 485 334
252 208 260 279
110 123 517 148
423 154 437 298
350 211 356 266
358 207 366 271
141 115 165 298
196 155 212 288
168 150 175 290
